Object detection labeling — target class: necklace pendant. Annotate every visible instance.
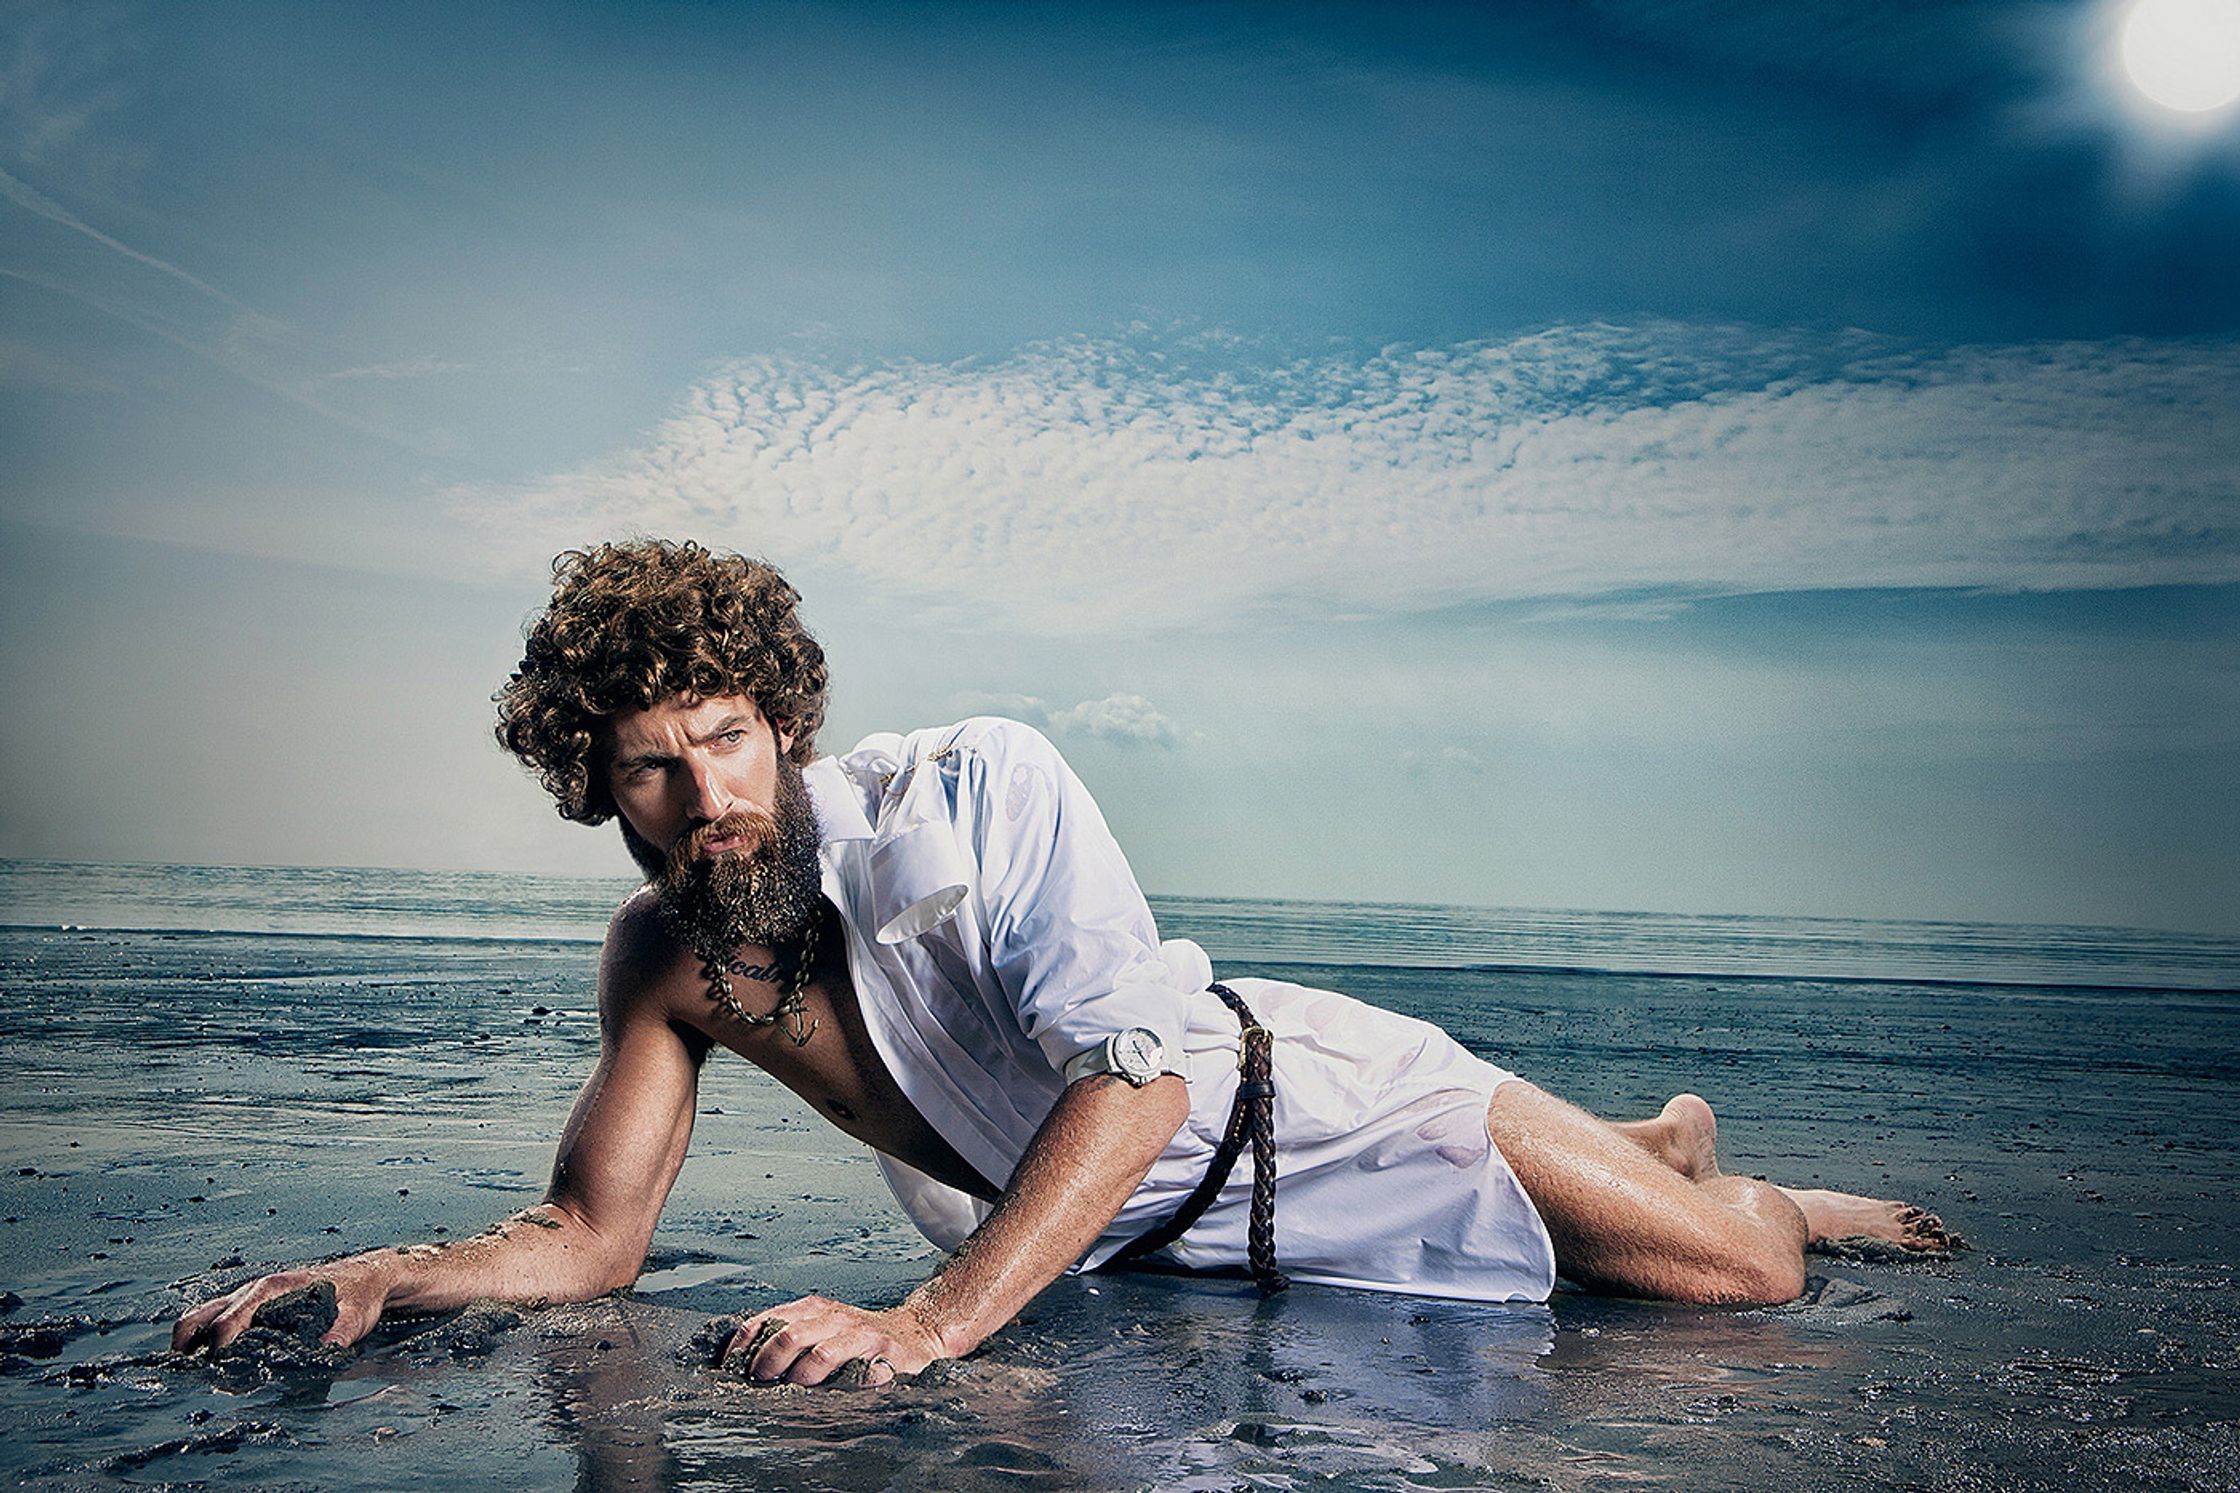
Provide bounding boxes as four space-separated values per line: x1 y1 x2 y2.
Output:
784 1006 819 1046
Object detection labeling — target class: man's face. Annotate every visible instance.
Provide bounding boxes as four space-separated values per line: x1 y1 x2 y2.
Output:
606 695 823 952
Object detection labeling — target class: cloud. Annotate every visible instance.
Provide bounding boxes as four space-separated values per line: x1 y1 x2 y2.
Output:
1047 693 1184 748
460 322 2240 629
949 690 1183 748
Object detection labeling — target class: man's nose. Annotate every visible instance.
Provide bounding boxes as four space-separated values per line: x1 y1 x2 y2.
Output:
681 756 733 822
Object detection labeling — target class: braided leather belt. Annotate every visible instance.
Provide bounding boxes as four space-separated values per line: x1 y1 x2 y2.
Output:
1109 982 1287 1295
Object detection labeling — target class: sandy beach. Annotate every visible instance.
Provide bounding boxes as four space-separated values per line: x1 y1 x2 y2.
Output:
3 900 2236 1489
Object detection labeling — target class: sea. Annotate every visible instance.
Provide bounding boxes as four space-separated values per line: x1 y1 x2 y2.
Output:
2 858 2236 1490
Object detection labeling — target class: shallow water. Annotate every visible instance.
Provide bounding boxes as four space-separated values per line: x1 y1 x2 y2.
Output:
2 902 2237 1489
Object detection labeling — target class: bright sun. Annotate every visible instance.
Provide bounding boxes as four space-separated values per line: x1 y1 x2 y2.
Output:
2122 0 2240 112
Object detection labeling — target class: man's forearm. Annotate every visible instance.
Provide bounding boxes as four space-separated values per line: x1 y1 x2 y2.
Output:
360 1198 642 1315
902 1074 1189 1357
173 1195 648 1352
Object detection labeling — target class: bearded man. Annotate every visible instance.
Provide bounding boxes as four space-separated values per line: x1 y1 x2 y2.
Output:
175 539 1954 1383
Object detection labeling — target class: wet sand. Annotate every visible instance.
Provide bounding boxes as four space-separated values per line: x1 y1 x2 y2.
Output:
2 925 2236 1489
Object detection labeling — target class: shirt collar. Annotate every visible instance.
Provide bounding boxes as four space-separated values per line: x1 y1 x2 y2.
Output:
805 755 876 844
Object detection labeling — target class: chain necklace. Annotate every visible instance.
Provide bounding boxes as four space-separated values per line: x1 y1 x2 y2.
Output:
699 913 820 1046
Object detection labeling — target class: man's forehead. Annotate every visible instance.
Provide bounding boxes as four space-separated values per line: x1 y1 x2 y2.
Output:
606 693 762 749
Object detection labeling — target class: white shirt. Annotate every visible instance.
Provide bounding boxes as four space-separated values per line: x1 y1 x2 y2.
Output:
808 717 1197 1186
808 718 1555 1302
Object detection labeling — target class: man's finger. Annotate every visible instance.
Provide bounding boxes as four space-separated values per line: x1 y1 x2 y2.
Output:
176 1290 251 1353
722 1312 790 1371
321 1295 378 1349
748 1318 813 1382
783 1338 856 1386
205 1278 296 1351
172 1296 229 1352
206 1301 262 1351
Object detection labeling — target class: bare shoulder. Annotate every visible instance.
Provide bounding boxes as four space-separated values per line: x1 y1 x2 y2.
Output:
597 888 699 1028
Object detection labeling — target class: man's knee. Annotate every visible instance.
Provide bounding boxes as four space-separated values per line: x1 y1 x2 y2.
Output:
1696 1177 1808 1304
1692 1252 1805 1306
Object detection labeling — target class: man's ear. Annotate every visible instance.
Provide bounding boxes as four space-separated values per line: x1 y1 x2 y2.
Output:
775 719 796 758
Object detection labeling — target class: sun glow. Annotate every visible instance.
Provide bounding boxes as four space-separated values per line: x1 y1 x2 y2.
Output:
2121 0 2240 111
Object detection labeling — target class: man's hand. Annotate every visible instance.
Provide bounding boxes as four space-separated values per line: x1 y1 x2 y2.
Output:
722 1295 951 1386
171 1259 392 1353
721 1073 1188 1388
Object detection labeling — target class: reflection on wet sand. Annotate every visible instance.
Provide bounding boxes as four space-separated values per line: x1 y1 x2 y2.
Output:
536 1277 1558 1492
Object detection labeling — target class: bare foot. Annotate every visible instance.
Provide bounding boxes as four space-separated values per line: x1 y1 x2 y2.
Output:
1611 1094 1721 1180
1778 1188 1967 1252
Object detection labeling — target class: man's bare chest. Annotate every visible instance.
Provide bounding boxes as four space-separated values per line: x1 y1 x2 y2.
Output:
691 958 1001 1204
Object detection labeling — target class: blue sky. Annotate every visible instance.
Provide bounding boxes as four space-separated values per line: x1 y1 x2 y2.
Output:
3 0 2237 933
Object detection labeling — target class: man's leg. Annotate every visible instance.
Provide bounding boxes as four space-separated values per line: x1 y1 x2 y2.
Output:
1487 1084 1949 1305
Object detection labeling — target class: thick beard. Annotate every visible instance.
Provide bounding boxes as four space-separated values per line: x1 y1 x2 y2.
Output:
619 753 825 958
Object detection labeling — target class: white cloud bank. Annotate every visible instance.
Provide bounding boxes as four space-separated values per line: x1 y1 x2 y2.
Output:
461 323 2240 629
951 691 1185 749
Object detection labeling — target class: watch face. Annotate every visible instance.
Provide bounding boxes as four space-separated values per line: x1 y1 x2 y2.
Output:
1113 1027 1164 1082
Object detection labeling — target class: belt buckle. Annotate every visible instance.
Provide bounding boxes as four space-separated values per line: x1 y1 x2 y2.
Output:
1235 1023 1270 1071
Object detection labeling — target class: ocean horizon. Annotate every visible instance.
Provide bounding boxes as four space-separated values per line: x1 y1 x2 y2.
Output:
3 856 2233 993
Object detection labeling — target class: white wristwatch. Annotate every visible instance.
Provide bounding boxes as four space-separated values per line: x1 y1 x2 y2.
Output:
1063 1027 1173 1087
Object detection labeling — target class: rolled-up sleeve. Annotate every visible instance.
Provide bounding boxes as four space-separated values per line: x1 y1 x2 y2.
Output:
961 720 1191 1081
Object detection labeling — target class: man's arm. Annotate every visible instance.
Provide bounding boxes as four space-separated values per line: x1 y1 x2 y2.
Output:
729 1070 1188 1385
174 904 702 1352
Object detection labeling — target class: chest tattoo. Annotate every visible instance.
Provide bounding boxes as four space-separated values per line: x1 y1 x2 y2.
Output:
697 914 821 1047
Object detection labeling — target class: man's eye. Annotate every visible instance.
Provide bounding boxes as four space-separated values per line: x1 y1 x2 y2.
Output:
720 730 748 744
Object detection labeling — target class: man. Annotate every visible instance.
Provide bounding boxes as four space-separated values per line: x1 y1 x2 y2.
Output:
175 539 1952 1384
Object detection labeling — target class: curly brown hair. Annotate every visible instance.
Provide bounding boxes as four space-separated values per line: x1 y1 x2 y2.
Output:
495 539 829 824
